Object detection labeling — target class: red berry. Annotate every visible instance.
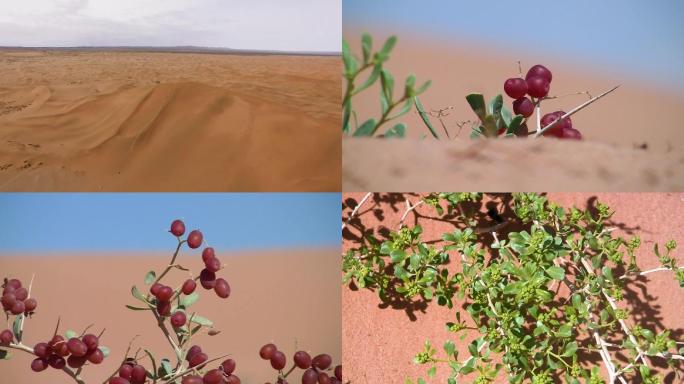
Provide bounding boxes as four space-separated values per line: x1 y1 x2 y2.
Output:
156 285 173 302
334 365 342 380
31 357 49 372
214 278 230 299
156 300 171 316
131 365 147 384
199 269 216 290
504 78 528 99
119 363 134 379
0 329 13 345
205 257 221 273
561 127 582 140
2 285 15 296
10 300 25 315
526 76 550 98
171 219 186 237
318 372 330 384
221 358 236 374
203 369 223 384
23 298 37 313
182 279 197 295
182 375 203 384
48 355 66 369
14 287 28 301
270 350 286 370
186 345 202 361
512 97 534 117
110 378 131 384
225 376 241 384
541 111 571 137
88 348 105 364
82 334 99 351
188 352 208 368
294 351 311 369
202 247 215 263
34 342 49 358
526 64 552 83
182 375 204 384
187 230 203 249
260 343 277 360
302 369 318 384
6 279 22 290
171 311 187 328
312 354 332 370
67 354 87 368
150 283 163 296
1 293 16 309
50 335 69 356
67 338 88 357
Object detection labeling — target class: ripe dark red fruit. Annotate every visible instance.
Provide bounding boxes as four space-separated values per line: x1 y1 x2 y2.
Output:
156 285 174 302
334 365 342 380
171 219 186 237
186 345 202 361
67 338 88 357
561 127 582 140
225 376 241 384
526 76 550 98
10 300 25 315
221 358 236 374
0 329 13 345
302 369 318 384
110 378 131 384
203 369 223 384
270 350 286 370
541 111 571 137
260 343 277 359
34 342 49 358
171 311 187 328
6 279 22 290
156 300 171 316
24 298 37 312
188 352 208 368
504 78 528 99
512 97 534 117
67 354 87 368
1 293 16 309
131 365 147 384
31 357 48 372
119 363 134 379
205 257 221 273
318 372 330 384
14 287 28 301
294 351 311 369
150 283 163 296
48 355 66 369
199 269 216 290
214 278 230 299
202 247 215 263
50 335 69 356
82 333 99 351
526 64 552 83
182 279 197 295
312 354 332 370
181 375 203 384
187 230 203 249
88 348 105 364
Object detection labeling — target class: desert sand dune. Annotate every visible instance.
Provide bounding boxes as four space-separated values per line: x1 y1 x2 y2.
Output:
342 32 684 191
0 50 340 191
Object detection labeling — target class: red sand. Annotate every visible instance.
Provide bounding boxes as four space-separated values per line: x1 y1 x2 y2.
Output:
342 193 684 383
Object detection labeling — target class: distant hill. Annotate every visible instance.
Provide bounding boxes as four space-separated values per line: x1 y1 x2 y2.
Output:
0 45 340 56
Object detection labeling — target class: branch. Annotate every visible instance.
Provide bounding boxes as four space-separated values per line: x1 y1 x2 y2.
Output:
342 192 372 230
5 342 85 384
398 199 424 229
619 266 684 280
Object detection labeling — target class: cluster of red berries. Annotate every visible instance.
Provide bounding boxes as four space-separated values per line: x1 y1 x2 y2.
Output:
108 359 149 384
503 64 582 139
176 345 241 384
29 333 106 373
170 219 231 300
2 278 37 316
259 343 342 384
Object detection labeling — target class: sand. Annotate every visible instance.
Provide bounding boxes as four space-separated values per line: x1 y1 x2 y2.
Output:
0 49 340 191
342 32 684 191
342 192 684 383
0 248 341 383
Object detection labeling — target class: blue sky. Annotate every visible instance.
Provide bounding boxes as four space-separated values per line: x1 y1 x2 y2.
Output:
0 193 340 252
344 0 684 89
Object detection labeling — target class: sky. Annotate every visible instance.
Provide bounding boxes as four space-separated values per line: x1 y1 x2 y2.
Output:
344 0 684 89
0 0 341 52
0 193 340 252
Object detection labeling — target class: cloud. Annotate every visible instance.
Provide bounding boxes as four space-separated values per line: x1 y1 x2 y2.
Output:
0 0 341 51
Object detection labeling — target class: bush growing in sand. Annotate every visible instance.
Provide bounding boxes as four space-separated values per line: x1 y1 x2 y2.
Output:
1 220 342 384
342 193 684 383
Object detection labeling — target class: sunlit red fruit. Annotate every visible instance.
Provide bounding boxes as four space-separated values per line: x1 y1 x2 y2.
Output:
294 350 312 369
512 97 534 117
526 76 550 98
270 350 286 370
259 343 277 360
503 78 528 99
187 230 204 249
171 311 187 328
0 329 13 345
170 219 186 237
214 278 230 299
526 64 553 83
31 358 48 372
312 354 332 370
200 269 216 290
182 279 197 295
221 358 236 374
3 277 38 315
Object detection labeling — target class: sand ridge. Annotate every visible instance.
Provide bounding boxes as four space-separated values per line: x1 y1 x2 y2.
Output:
0 49 341 191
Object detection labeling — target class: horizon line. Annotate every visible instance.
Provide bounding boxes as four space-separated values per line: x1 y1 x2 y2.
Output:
0 45 341 56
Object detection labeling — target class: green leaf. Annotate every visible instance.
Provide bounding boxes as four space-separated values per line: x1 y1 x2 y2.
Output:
385 123 406 138
355 65 381 95
415 80 431 96
65 329 78 339
341 40 357 75
160 358 173 377
144 271 156 285
188 314 213 327
361 33 372 64
380 69 395 102
378 36 397 61
125 305 151 311
414 97 440 139
98 346 110 357
500 105 513 128
545 266 566 281
488 94 503 117
0 349 11 360
482 115 499 137
465 94 487 121
342 99 351 134
390 249 407 263
444 340 456 356
12 314 23 343
180 292 199 308
144 349 157 379
131 285 148 303
353 119 376 137
389 99 413 121
506 115 525 135
557 324 572 338
562 342 578 357
602 266 614 282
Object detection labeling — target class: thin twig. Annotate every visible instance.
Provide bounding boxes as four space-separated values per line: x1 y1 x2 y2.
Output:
619 266 684 279
342 192 372 230
398 200 424 229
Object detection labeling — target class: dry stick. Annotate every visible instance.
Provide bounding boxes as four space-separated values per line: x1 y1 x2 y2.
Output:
154 239 186 285
398 199 424 229
532 85 620 138
619 266 684 279
159 353 232 383
101 335 139 384
342 192 372 230
17 273 35 336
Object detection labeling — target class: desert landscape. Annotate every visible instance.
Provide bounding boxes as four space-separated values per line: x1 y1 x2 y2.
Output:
0 49 340 191
0 248 340 383
342 192 684 383
342 32 684 191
